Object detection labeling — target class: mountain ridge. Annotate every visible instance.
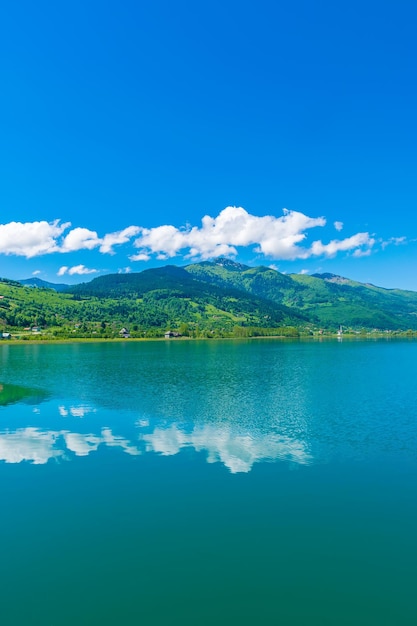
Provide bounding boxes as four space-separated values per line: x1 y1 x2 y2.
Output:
5 259 417 334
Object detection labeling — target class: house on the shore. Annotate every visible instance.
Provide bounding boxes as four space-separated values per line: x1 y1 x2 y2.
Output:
119 328 130 338
1 332 11 339
164 331 181 339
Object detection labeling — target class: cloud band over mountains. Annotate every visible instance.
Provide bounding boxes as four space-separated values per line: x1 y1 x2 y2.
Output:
0 207 387 269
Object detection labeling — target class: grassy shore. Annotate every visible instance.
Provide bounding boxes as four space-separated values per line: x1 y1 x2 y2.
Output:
1 331 417 345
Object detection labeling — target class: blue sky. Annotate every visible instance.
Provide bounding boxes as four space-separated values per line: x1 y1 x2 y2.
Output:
1 0 416 288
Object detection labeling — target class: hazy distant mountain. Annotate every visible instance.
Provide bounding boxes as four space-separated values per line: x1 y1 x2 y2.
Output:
18 277 70 292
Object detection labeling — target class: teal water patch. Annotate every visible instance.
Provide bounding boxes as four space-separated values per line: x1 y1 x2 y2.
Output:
0 340 416 625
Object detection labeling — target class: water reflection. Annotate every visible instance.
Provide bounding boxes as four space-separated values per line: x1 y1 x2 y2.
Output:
0 399 311 471
0 382 48 407
58 405 97 418
0 425 140 464
0 428 64 464
138 422 311 473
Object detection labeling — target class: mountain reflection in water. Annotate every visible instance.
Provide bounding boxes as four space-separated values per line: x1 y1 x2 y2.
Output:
0 382 48 407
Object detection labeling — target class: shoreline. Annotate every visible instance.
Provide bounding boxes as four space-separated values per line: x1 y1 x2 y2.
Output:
1 333 416 346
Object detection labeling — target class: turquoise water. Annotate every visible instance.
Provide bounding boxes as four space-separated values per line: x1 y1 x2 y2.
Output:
0 339 416 625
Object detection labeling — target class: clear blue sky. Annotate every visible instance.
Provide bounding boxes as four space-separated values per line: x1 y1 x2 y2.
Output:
1 0 416 288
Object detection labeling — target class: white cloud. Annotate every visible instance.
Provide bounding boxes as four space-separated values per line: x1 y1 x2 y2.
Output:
352 248 372 258
308 232 375 258
60 226 140 255
381 236 406 250
130 252 151 262
0 220 140 258
299 269 310 274
69 265 98 276
100 226 140 254
58 265 98 276
0 220 70 258
0 209 383 263
32 270 41 276
61 227 100 252
130 207 319 260
131 207 369 262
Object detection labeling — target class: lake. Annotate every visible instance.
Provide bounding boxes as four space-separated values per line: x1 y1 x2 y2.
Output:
0 339 416 625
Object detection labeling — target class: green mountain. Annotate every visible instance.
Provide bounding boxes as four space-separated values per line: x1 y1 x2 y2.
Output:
68 264 307 332
184 259 417 330
289 272 417 329
1 259 417 338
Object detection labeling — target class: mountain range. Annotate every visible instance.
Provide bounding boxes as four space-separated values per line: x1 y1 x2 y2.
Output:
2 258 415 335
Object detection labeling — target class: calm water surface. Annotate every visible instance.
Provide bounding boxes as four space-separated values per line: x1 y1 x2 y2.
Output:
0 339 416 625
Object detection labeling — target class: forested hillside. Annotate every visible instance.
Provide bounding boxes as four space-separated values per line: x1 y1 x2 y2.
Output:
1 259 417 340
1 267 305 339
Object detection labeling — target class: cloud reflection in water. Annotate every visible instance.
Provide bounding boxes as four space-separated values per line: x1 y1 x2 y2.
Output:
0 426 140 464
0 402 311 471
0 428 64 464
139 422 311 473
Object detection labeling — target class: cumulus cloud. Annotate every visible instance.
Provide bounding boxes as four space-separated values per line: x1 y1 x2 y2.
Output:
58 265 98 276
130 207 375 262
100 226 140 254
0 220 140 258
0 220 69 257
308 232 375 258
131 207 327 261
61 227 100 252
130 252 151 262
0 208 387 263
60 226 141 254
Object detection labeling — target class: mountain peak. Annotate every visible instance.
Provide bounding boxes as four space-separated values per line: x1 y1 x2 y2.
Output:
213 257 250 271
312 272 351 285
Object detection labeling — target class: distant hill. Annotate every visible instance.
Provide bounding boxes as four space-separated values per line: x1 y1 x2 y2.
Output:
18 277 70 292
